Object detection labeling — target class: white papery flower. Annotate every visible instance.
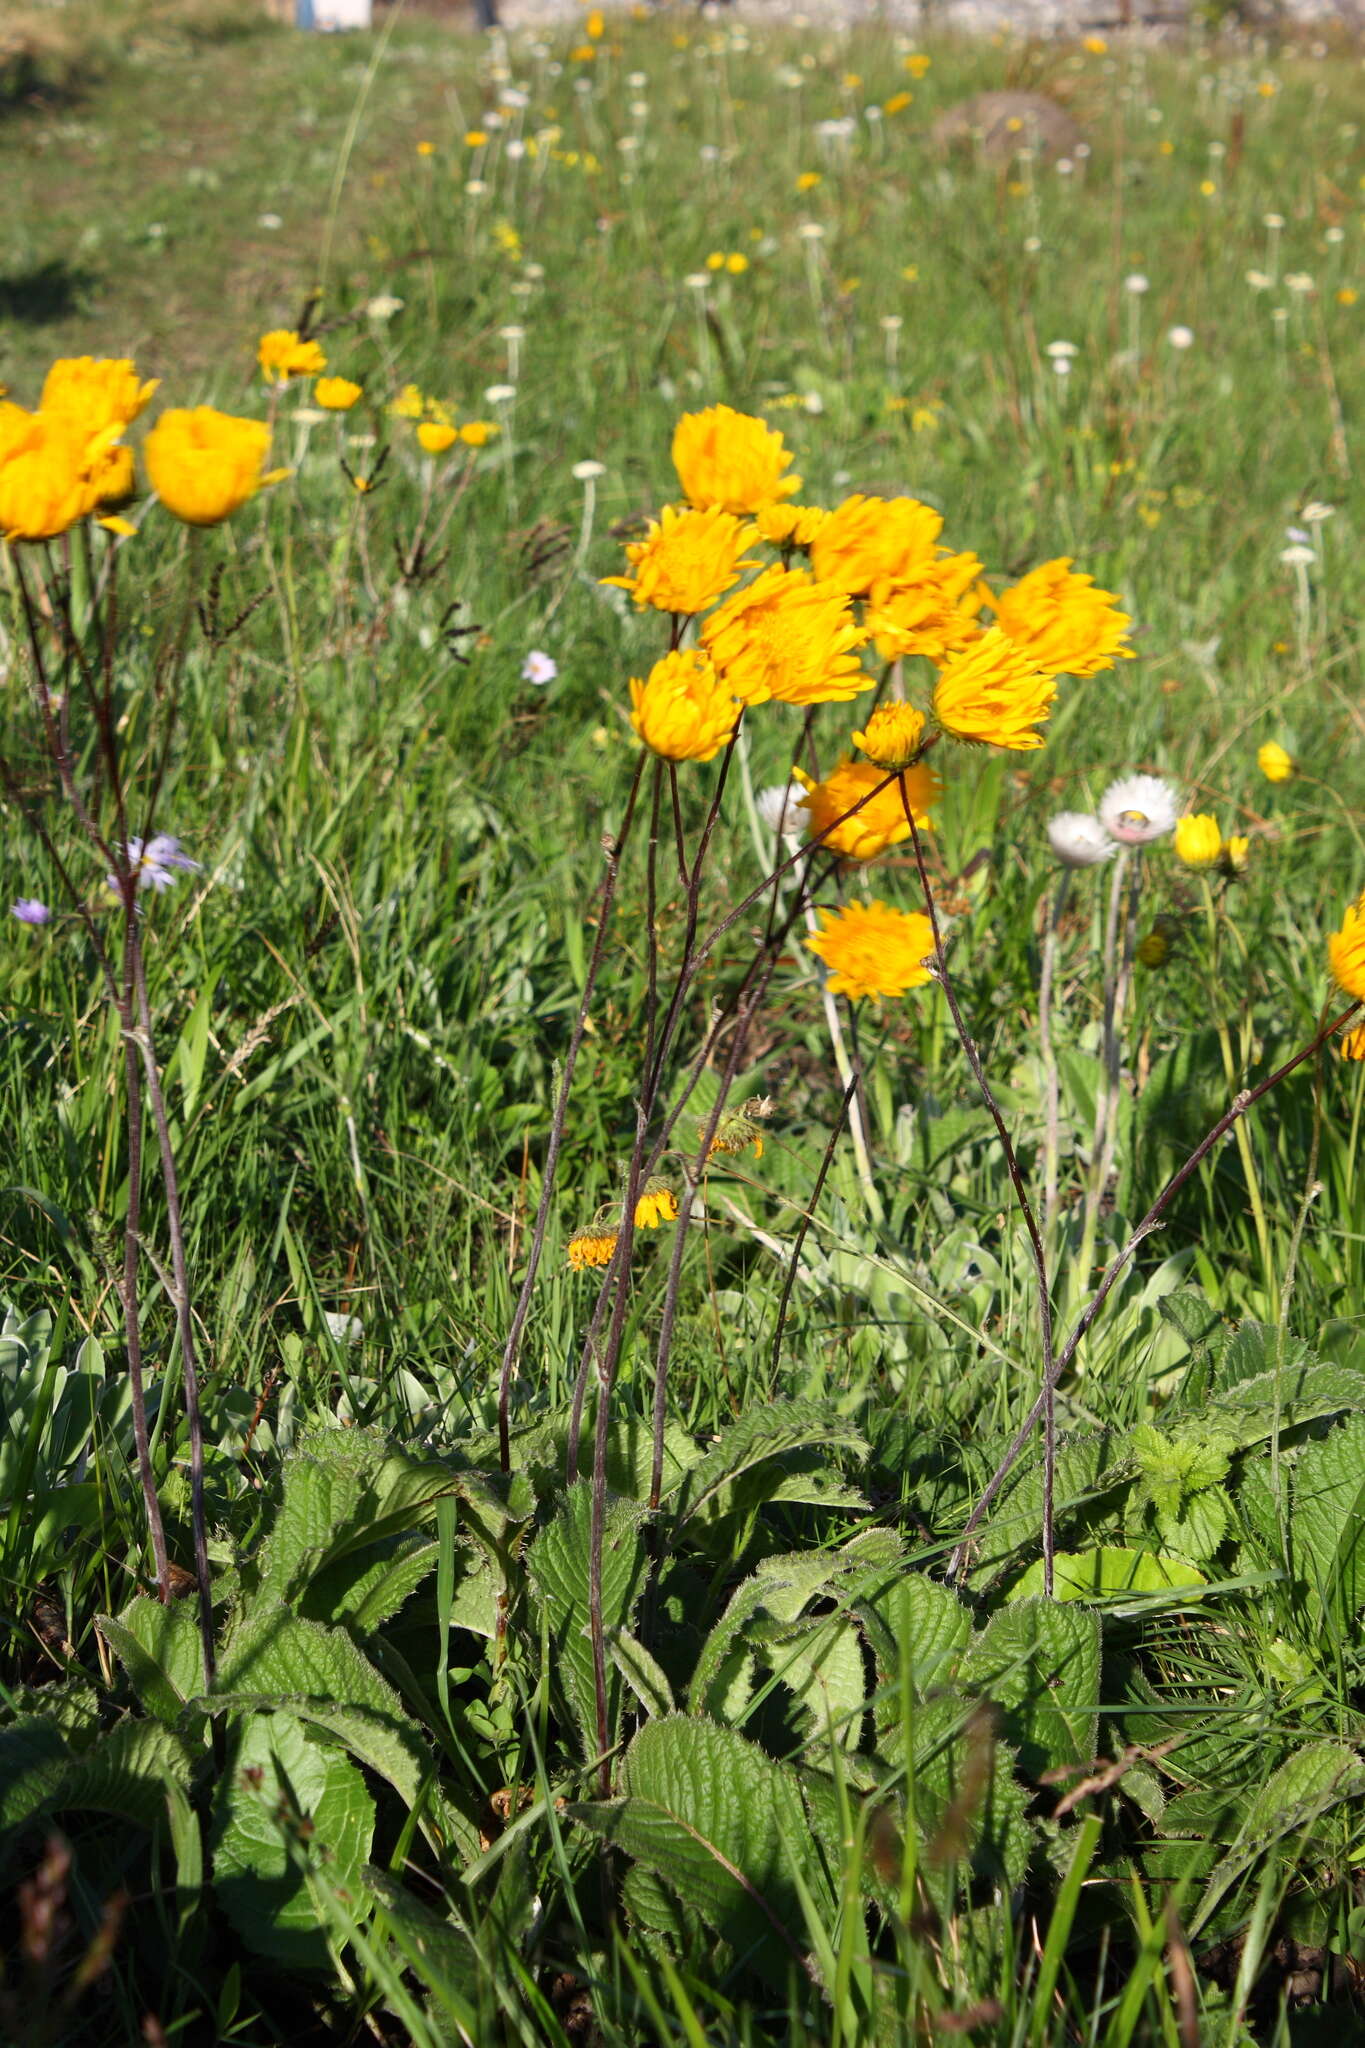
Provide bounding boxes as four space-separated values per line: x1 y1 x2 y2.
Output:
1047 813 1116 867
1124 272 1150 295
756 783 803 838
1098 775 1180 846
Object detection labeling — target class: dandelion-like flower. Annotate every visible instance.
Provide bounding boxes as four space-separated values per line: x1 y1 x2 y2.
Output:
671 404 801 515
315 377 362 411
1047 812 1116 867
0 404 121 542
809 493 944 599
1098 774 1179 846
418 422 460 454
145 408 282 527
11 898 51 925
932 629 1056 751
865 560 984 664
755 502 828 549
602 504 759 615
1173 814 1223 868
850 701 926 770
41 357 159 433
1328 891 1365 1002
629 649 739 764
1258 740 1294 783
634 1181 679 1229
701 564 868 707
257 330 327 384
991 559 1133 679
806 900 935 1001
793 756 939 862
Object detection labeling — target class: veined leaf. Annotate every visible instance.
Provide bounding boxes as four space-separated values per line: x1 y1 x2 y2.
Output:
528 1485 648 1760
958 1600 1100 1780
665 1401 868 1536
1008 1548 1206 1603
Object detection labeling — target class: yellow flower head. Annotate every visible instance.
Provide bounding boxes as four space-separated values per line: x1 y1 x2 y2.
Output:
0 403 119 542
850 701 927 770
1173 814 1223 868
793 756 939 862
40 356 158 433
145 407 279 527
567 1225 619 1269
315 376 363 411
932 628 1057 750
726 252 749 275
1258 740 1294 783
460 420 497 446
629 649 739 763
417 421 460 454
1328 891 1365 1002
904 51 931 75
391 384 427 421
603 503 759 614
634 1180 679 1229
865 554 984 664
991 558 1134 677
701 563 868 707
671 404 801 515
1339 1023 1365 1062
465 129 490 147
806 900 936 1001
809 493 944 599
796 171 822 192
755 502 828 549
257 329 327 384
1223 834 1249 873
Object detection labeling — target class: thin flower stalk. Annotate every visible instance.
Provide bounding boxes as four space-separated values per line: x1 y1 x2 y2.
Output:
1039 871 1072 1234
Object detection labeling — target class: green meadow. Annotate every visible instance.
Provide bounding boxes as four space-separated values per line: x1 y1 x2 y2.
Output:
1 9 1364 2043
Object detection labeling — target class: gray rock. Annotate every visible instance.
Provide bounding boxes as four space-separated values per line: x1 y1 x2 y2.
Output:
931 90 1084 161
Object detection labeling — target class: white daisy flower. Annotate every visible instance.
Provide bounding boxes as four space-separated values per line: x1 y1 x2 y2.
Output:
1098 775 1180 846
1046 813 1116 867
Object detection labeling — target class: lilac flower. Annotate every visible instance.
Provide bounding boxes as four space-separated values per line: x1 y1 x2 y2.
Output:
11 898 52 925
521 650 558 686
107 835 202 896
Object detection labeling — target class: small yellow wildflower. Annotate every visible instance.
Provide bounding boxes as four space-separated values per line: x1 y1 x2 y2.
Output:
1337 288 1358 308
145 408 282 527
793 756 939 862
1257 740 1294 783
391 384 426 420
903 52 931 75
796 171 822 192
460 420 497 446
1328 891 1365 1001
932 629 1056 751
629 649 740 763
809 492 943 599
755 502 828 549
465 129 489 147
850 701 927 771
672 404 801 515
567 1223 619 1269
883 91 913 115
315 377 362 411
807 901 936 1001
257 329 327 384
726 252 749 275
706 250 726 271
1201 179 1217 197
603 503 760 615
418 422 459 454
634 1181 679 1229
1173 814 1223 868
416 140 435 156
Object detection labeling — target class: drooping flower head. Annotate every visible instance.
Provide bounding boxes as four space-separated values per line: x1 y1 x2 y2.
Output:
671 404 801 514
1098 774 1180 846
1328 891 1365 1002
0 404 122 542
1173 814 1224 869
806 900 936 1000
850 701 926 770
701 563 868 706
932 628 1057 751
257 329 328 384
809 493 944 599
793 756 939 862
702 1096 773 1160
634 1180 679 1229
629 649 739 763
145 408 281 527
1258 740 1294 783
567 1220 620 1269
602 504 759 615
1046 812 1116 867
991 558 1134 677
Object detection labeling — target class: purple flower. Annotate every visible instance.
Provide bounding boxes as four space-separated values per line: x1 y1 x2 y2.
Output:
521 649 558 686
108 835 202 896
11 898 52 925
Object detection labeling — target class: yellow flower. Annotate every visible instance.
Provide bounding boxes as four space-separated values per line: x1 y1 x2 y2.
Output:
991 558 1134 677
671 404 801 515
629 649 740 763
865 555 984 664
418 422 460 454
1200 179 1217 197
460 420 497 446
1338 288 1358 308
883 91 913 115
257 329 327 384
1173 814 1223 868
703 1096 773 1160
1258 740 1294 782
706 251 726 271
603 503 759 614
1339 1023 1365 1061
1083 34 1108 52
145 407 280 527
809 493 943 599
1257 79 1277 96
391 384 427 421
806 900 936 1001
850 701 926 770
40 357 158 433
701 564 868 707
932 628 1057 751
755 502 828 549
567 1226 619 1269
1223 834 1249 873
465 129 489 147
586 6 605 34
793 756 939 862
416 139 435 156
0 403 119 542
904 51 931 75
315 376 362 411
1328 891 1365 1001
634 1181 679 1228
796 171 822 192
726 252 749 275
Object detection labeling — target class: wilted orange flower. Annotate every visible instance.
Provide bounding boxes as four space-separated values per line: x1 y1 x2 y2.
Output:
809 493 944 599
991 558 1134 677
603 503 759 614
671 404 801 515
701 563 868 707
793 756 939 861
145 407 282 526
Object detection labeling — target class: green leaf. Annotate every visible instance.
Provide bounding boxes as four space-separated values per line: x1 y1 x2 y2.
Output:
212 1708 375 1969
301 1536 439 1634
1008 1547 1206 1602
1203 1360 1365 1441
766 1613 866 1754
665 1401 868 1536
528 1485 649 1760
958 1601 1100 1780
1155 1486 1229 1563
611 1629 676 1720
1188 1740 1365 1939
965 1432 1130 1583
0 1717 69 1836
98 1596 204 1727
569 1715 828 1990
854 1572 971 1720
689 1551 844 1722
1286 1415 1365 1627
905 1692 1034 1901
0 1714 196 1842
